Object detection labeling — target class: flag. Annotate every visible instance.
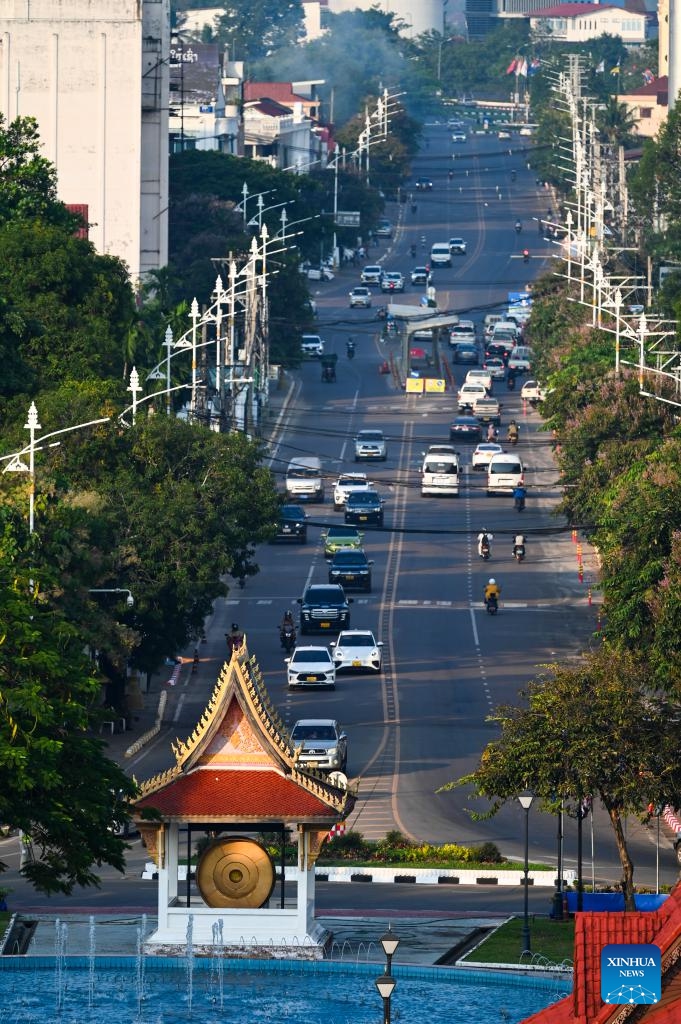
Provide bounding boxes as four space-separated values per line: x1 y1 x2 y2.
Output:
506 58 518 75
596 60 605 73
610 64 620 75
517 58 528 77
528 58 541 76
643 68 655 84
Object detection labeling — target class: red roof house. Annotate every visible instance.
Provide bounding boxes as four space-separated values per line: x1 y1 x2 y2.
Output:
522 884 681 1022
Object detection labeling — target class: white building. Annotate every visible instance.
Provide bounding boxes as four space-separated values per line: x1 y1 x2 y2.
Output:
527 2 648 43
0 0 169 284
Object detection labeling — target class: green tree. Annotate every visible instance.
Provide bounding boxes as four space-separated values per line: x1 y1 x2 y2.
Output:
0 115 74 228
439 647 681 910
596 96 637 146
215 0 304 62
0 511 137 894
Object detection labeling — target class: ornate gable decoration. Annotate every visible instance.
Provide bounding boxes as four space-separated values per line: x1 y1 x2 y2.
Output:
135 639 354 816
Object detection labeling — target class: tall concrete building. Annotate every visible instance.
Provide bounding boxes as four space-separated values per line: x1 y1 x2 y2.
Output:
0 0 169 284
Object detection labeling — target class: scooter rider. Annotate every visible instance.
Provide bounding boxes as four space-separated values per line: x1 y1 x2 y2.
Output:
513 483 527 511
513 533 526 557
484 578 501 608
410 243 417 258
279 610 296 644
515 219 522 233
346 337 356 357
226 623 243 654
487 422 498 442
507 420 519 443
477 529 493 558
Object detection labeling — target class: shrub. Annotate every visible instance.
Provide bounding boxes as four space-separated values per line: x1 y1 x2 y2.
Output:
474 842 503 864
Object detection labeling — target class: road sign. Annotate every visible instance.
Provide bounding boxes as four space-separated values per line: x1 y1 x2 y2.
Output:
335 211 361 227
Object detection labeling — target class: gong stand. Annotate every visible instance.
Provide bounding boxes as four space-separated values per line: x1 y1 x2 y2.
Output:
185 822 288 908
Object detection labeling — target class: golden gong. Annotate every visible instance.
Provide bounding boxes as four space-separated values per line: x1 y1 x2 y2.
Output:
196 837 275 908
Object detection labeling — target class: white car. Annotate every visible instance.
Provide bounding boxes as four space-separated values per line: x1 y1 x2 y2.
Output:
331 630 383 673
286 646 336 690
508 346 532 372
449 237 467 254
333 473 372 510
457 382 487 410
466 368 492 392
349 286 372 308
425 444 458 457
451 131 467 143
301 334 324 358
471 442 504 470
520 379 547 403
482 356 506 380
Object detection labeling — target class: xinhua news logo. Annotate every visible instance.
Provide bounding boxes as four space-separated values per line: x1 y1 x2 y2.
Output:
601 944 661 1005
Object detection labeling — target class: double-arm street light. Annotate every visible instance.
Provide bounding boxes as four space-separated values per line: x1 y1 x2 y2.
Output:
375 927 400 1024
518 791 535 955
88 588 134 608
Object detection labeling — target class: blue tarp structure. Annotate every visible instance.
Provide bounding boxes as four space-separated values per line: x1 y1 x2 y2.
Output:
566 892 668 912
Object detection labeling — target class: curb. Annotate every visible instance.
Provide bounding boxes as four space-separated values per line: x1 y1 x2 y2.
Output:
125 690 167 759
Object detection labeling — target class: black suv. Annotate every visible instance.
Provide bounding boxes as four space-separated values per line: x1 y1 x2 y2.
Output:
415 176 433 191
298 584 353 635
328 549 373 592
273 504 308 543
345 490 384 527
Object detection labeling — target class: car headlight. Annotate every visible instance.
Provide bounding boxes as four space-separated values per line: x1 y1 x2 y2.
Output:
327 745 338 758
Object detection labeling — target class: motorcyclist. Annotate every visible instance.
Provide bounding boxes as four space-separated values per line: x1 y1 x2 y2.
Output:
515 219 522 233
484 578 501 608
507 420 519 443
477 529 493 558
448 169 454 181
410 243 417 258
226 623 243 654
487 422 498 442
507 368 516 390
279 610 296 643
346 337 356 357
522 248 530 263
513 483 527 511
513 533 526 557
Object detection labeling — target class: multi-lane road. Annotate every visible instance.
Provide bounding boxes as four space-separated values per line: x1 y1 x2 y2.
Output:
4 122 675 915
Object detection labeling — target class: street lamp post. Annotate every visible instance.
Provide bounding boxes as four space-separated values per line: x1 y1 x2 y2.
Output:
164 325 173 415
614 287 623 376
25 402 41 536
518 792 534 955
127 367 142 426
375 927 400 1024
88 588 135 608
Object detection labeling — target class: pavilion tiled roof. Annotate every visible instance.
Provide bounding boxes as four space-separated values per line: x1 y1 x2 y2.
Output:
133 639 354 825
522 884 681 1023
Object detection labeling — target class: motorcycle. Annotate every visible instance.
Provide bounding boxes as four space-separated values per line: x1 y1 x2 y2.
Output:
513 544 526 563
515 220 522 233
522 249 530 264
410 244 417 258
507 375 516 391
280 624 297 653
485 594 498 615
507 431 519 446
480 540 490 561
226 631 244 655
346 341 355 359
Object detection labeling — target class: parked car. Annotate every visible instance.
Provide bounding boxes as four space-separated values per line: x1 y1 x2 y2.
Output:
349 286 372 308
290 718 347 771
410 266 431 286
297 584 352 635
361 265 383 285
322 525 364 558
345 490 384 527
471 442 504 470
450 415 483 442
331 630 383 674
272 504 308 543
354 429 387 461
328 548 373 592
449 237 467 254
304 264 334 282
333 473 372 510
381 272 405 293
301 334 324 358
286 647 336 689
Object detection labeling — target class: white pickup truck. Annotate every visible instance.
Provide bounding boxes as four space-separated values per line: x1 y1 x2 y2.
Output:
520 379 547 403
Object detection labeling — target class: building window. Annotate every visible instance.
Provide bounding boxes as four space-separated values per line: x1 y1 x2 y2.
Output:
640 107 652 118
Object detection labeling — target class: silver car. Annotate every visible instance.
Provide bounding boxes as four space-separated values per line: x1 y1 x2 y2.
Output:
290 718 347 772
354 429 387 461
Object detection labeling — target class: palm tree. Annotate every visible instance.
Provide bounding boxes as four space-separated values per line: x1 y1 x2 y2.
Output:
597 96 638 146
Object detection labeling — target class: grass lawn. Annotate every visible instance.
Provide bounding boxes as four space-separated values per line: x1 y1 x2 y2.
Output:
462 916 575 966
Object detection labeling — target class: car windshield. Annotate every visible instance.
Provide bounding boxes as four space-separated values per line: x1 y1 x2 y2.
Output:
305 587 345 602
333 551 366 565
327 527 359 539
490 461 521 474
358 432 383 441
348 492 379 506
293 650 332 664
292 724 337 741
281 507 304 519
339 633 375 647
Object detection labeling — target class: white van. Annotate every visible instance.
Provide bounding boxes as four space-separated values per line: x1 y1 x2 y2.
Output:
285 457 324 502
430 242 452 268
421 451 460 497
487 453 524 495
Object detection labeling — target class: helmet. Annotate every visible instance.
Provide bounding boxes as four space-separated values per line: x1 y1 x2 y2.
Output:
510 419 517 425
488 578 496 585
231 623 239 631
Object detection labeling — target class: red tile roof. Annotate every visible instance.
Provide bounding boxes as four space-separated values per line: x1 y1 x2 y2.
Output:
244 82 311 106
522 884 681 1023
136 767 340 821
619 75 668 101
